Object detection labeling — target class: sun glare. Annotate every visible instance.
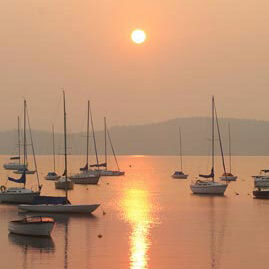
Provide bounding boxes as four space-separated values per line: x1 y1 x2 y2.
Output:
131 29 146 44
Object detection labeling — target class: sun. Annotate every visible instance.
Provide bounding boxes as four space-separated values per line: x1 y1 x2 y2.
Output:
131 29 146 44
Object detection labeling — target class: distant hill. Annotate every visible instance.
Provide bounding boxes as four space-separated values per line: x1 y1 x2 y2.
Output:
1 117 269 156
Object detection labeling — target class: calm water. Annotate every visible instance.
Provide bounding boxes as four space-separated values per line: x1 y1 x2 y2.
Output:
0 155 269 269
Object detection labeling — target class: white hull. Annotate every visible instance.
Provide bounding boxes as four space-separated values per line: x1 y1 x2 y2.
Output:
0 190 40 204
220 176 237 181
9 222 54 237
3 163 27 171
98 170 125 176
18 203 100 214
70 172 100 184
190 181 228 195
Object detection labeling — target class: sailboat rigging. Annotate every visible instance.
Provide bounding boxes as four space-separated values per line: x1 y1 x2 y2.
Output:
70 100 100 184
190 96 228 195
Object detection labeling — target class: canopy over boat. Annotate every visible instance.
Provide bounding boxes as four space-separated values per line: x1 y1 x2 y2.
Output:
31 196 70 205
90 162 107 168
173 171 184 175
199 168 214 179
261 169 269 173
8 173 26 184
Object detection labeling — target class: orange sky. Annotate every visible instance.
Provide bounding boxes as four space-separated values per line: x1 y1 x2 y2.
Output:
1 0 269 131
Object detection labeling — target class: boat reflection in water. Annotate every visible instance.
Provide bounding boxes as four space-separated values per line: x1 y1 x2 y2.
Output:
121 188 159 269
8 233 55 252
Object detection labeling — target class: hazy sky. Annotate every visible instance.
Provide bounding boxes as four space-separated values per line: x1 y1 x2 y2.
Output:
1 0 269 132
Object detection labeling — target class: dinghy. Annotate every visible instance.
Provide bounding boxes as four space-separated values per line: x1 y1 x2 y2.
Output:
8 216 54 237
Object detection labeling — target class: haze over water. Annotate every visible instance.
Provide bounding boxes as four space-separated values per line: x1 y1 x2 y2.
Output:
0 155 268 269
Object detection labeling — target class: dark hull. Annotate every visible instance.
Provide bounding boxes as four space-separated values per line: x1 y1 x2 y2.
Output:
253 190 269 199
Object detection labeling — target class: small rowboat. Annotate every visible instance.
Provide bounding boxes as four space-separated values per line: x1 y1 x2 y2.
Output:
8 216 55 237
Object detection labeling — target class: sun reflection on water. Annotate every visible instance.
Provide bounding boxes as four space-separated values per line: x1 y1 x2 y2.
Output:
121 188 158 269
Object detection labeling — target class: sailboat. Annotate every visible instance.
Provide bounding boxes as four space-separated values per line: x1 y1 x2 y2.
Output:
18 91 100 214
13 112 36 175
45 125 61 180
96 117 125 176
172 127 188 179
190 96 228 195
3 117 28 171
70 101 100 184
220 123 237 181
0 100 41 203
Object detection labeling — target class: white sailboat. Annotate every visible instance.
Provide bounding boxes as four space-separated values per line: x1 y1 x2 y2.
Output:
172 127 188 179
3 117 28 171
96 117 125 176
19 91 100 214
13 112 36 175
45 125 61 180
70 100 100 184
0 100 41 203
220 123 237 181
190 96 228 195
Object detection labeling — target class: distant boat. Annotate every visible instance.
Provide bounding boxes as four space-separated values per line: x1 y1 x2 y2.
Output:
0 100 41 204
172 127 188 179
12 108 36 175
3 117 27 171
190 96 228 195
252 169 269 188
70 100 100 184
45 125 60 180
220 123 237 181
96 117 125 177
8 216 55 237
19 92 100 214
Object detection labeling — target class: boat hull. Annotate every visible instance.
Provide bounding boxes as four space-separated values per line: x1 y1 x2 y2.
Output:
98 170 125 176
8 222 54 237
172 174 188 179
55 181 74 190
14 170 35 175
70 173 100 184
190 182 228 195
253 190 269 199
0 191 40 204
45 175 61 181
3 163 27 171
220 176 237 181
18 203 100 214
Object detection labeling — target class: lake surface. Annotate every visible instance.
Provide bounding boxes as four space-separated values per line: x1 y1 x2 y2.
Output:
0 155 268 269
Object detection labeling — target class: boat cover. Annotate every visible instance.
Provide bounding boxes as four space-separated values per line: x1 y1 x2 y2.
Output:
199 168 214 178
8 173 26 184
31 196 70 205
90 162 107 168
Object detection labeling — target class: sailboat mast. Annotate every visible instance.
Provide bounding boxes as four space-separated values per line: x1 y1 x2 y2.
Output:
212 96 215 182
18 116 20 165
89 101 99 169
23 100 26 170
63 91 68 199
179 127 183 171
23 100 27 188
52 124 56 172
107 129 120 171
104 117 107 170
228 123 232 174
26 104 41 190
86 101 90 168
